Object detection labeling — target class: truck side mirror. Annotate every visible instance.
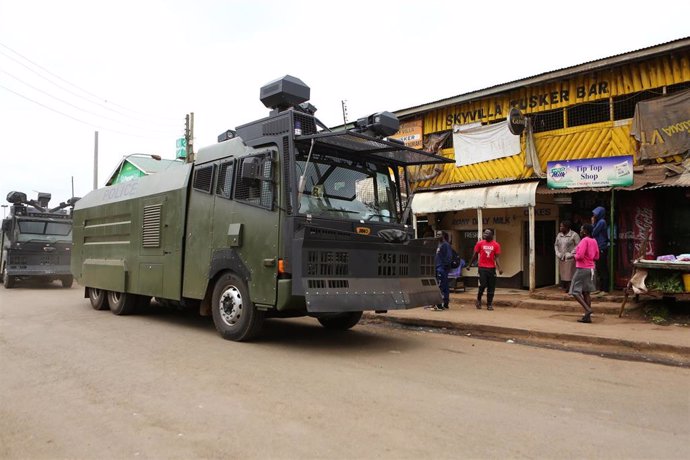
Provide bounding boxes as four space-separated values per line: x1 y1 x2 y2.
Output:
1 219 10 233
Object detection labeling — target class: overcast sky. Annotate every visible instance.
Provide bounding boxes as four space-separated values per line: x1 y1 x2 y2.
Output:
1 0 688 207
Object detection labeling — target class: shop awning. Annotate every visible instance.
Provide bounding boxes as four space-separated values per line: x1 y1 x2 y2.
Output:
412 181 539 214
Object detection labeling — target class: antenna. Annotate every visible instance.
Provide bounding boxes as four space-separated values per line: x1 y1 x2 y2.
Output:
341 100 348 127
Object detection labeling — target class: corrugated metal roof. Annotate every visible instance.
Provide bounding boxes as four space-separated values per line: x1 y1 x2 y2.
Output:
396 37 690 118
412 181 539 214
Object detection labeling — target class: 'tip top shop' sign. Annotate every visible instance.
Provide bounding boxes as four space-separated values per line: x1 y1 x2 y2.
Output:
547 155 634 189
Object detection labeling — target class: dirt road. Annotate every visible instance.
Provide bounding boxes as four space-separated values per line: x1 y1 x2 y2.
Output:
1 284 688 458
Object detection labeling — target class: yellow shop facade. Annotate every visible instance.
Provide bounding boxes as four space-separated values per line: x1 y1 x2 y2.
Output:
393 38 690 290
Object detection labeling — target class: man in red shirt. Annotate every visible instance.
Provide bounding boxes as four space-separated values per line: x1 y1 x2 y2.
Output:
467 229 503 310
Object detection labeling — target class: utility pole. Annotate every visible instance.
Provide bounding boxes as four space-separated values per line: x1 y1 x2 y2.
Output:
341 100 348 128
184 113 195 163
93 131 99 190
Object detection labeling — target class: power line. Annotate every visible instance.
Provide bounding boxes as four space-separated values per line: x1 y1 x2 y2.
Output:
0 82 176 140
0 69 179 135
0 41 181 127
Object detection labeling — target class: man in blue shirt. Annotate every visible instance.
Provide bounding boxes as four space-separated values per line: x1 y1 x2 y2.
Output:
591 206 610 292
434 231 452 310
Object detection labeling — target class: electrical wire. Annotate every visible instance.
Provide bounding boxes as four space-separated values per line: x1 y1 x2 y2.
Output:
0 69 179 135
0 41 182 127
0 82 176 140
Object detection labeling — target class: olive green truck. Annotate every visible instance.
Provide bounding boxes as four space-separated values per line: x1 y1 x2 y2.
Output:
71 76 452 341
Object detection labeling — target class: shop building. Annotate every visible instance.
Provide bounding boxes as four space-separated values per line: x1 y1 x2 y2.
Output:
392 38 690 291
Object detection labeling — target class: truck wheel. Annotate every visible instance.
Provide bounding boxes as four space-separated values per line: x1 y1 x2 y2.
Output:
61 275 74 288
2 267 15 289
317 311 363 330
107 291 139 316
88 288 108 310
211 273 265 342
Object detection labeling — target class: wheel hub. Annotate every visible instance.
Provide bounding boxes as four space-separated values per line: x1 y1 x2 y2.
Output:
219 286 242 327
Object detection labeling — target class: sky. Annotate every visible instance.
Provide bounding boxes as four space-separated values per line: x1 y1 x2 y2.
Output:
1 0 689 209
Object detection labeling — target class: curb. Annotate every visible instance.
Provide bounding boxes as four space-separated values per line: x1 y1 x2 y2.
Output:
362 313 690 366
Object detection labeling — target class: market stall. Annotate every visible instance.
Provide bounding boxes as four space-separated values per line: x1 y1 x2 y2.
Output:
619 257 690 316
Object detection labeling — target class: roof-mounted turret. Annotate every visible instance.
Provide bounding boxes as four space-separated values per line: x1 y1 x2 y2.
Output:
260 75 310 113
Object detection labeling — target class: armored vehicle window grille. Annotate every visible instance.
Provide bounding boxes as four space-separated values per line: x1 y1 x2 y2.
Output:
193 165 214 193
283 136 292 214
378 252 409 276
262 117 290 136
142 204 162 248
306 250 349 276
235 155 274 210
216 161 235 199
294 113 316 135
420 254 434 276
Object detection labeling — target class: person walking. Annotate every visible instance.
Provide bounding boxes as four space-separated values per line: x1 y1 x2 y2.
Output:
554 220 580 292
569 223 599 323
591 206 610 292
433 230 452 311
467 229 502 311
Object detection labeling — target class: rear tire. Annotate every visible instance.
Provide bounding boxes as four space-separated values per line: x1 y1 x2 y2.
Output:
211 273 264 342
88 287 108 310
107 291 139 316
317 311 362 330
61 275 73 288
3 267 15 289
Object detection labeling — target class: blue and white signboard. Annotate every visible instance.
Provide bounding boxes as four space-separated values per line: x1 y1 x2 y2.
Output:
546 155 634 189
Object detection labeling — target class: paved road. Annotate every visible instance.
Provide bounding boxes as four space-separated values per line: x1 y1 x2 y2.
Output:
1 284 688 459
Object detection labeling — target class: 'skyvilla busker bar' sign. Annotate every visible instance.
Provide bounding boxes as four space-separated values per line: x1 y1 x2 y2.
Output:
547 155 634 189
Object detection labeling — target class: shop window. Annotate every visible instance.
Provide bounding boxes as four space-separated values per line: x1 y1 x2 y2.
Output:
613 89 663 120
531 108 564 133
567 100 610 127
667 81 690 94
441 131 453 149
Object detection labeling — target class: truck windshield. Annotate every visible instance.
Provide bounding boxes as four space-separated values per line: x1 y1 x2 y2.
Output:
295 150 399 222
18 220 72 236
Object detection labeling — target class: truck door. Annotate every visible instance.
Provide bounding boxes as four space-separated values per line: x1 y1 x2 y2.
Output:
211 150 280 306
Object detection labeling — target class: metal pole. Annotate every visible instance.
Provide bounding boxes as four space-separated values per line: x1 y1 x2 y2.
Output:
477 208 483 241
529 205 536 292
93 131 99 190
189 112 195 163
610 190 615 292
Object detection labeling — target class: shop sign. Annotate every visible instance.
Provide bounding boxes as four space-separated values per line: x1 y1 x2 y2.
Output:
546 155 633 189
389 119 423 149
508 108 526 135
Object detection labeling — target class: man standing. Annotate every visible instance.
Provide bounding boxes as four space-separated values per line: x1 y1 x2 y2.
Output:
467 229 503 311
433 231 452 311
591 206 610 292
570 223 599 323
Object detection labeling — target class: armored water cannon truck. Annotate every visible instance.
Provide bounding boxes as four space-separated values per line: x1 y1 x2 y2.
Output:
71 75 453 341
2 191 79 288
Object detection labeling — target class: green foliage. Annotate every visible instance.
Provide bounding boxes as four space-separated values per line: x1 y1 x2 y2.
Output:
645 271 684 293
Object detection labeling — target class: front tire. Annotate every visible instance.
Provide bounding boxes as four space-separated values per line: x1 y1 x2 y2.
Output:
3 267 15 289
317 311 363 330
88 287 108 310
211 273 265 342
107 291 139 316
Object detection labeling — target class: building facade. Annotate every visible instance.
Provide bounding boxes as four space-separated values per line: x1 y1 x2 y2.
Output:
395 38 690 290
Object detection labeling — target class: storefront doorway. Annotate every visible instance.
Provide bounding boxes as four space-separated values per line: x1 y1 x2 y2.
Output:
522 220 557 288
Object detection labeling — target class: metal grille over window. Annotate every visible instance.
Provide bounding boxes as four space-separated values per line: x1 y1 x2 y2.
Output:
193 165 214 193
216 161 234 199
235 154 274 210
142 204 162 248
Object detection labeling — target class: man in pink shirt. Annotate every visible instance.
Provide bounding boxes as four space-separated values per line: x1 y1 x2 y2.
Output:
569 223 600 323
